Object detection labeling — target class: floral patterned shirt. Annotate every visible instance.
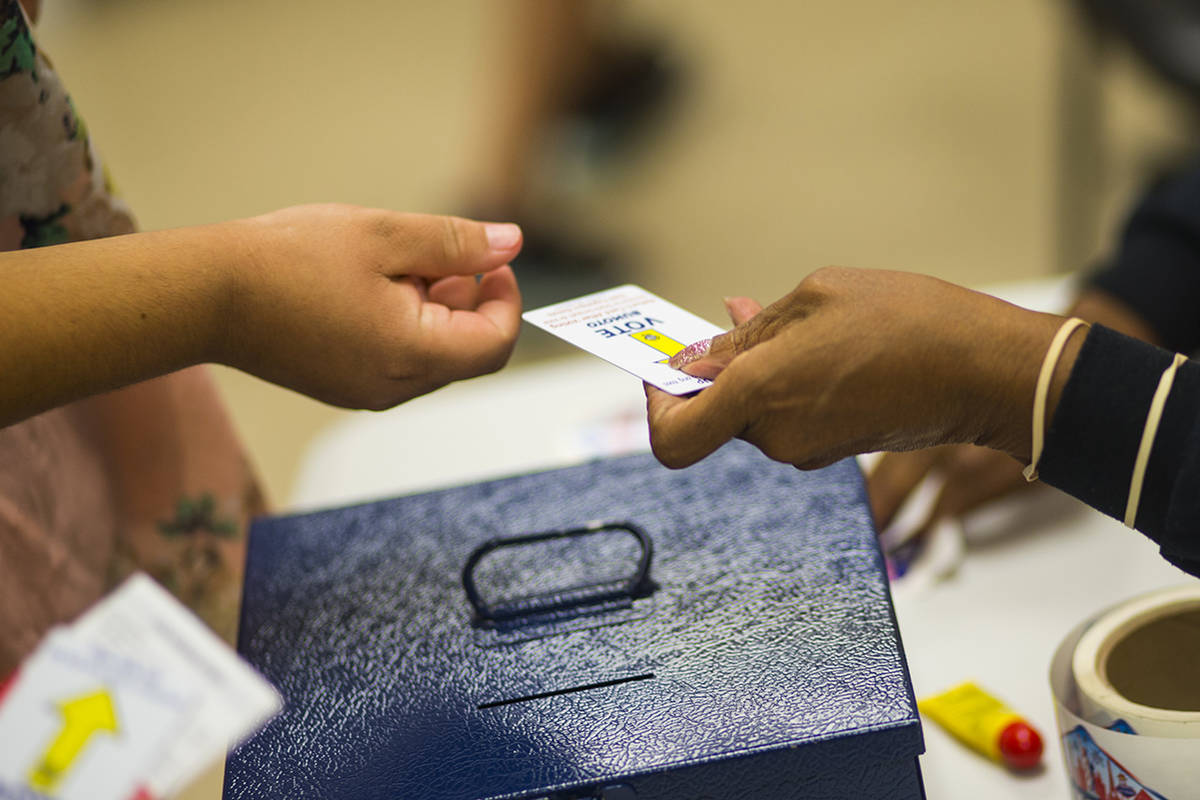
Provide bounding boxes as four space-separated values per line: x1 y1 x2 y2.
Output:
0 0 262 674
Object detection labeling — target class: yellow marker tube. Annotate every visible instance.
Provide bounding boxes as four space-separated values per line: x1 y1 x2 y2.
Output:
918 682 1043 770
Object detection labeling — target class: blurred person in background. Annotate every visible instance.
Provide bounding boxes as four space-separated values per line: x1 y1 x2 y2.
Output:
463 0 682 304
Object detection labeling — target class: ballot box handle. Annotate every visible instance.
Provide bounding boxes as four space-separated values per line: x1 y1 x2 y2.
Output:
461 521 655 625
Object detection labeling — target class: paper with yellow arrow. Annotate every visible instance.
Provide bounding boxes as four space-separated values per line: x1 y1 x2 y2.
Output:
0 574 280 800
0 629 193 800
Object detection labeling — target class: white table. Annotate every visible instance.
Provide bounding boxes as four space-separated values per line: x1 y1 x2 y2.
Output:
290 278 1187 799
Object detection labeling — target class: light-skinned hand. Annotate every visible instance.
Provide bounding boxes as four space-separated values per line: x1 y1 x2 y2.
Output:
222 204 523 410
0 204 523 426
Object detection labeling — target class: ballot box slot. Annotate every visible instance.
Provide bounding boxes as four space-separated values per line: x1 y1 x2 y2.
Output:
476 672 656 710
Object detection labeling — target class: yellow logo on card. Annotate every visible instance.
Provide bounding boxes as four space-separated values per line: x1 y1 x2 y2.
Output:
629 329 685 362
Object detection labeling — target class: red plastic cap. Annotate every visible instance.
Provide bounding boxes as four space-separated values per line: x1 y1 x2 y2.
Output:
998 720 1043 770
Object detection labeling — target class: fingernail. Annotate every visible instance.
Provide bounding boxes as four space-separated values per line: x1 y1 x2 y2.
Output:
669 338 711 370
485 223 521 251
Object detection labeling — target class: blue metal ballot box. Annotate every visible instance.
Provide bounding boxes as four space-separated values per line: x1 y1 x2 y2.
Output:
224 442 925 799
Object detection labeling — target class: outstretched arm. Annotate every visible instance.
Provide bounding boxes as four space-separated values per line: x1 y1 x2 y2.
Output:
0 204 524 428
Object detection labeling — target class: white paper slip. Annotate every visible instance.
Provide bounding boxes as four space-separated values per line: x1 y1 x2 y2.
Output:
523 285 725 395
0 574 281 800
70 575 282 799
0 629 197 800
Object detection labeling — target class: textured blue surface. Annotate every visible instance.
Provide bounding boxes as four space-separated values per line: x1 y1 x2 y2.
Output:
225 442 924 800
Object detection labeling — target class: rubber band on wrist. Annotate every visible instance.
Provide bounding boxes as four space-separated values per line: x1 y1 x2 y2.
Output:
1023 317 1088 483
1123 352 1188 528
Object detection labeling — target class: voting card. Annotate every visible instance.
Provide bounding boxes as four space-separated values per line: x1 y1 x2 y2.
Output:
523 285 725 395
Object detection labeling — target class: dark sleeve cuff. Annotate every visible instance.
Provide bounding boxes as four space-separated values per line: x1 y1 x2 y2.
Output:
1039 324 1200 575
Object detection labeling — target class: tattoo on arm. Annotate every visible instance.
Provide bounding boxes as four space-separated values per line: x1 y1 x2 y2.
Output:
151 491 245 644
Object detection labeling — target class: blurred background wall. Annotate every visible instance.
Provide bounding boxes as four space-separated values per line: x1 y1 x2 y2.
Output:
32 0 1197 506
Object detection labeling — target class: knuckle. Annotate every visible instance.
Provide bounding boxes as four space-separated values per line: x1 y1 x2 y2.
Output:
439 216 469 265
804 265 849 287
367 210 399 242
727 326 756 355
794 265 850 302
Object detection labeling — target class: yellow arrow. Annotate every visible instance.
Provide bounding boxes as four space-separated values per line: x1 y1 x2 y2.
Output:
28 688 120 792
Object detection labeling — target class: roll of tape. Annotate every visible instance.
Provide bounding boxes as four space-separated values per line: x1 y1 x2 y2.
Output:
1072 585 1200 738
1051 585 1200 799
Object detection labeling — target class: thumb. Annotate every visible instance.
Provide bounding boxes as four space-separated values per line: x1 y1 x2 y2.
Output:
668 295 766 380
393 213 523 278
